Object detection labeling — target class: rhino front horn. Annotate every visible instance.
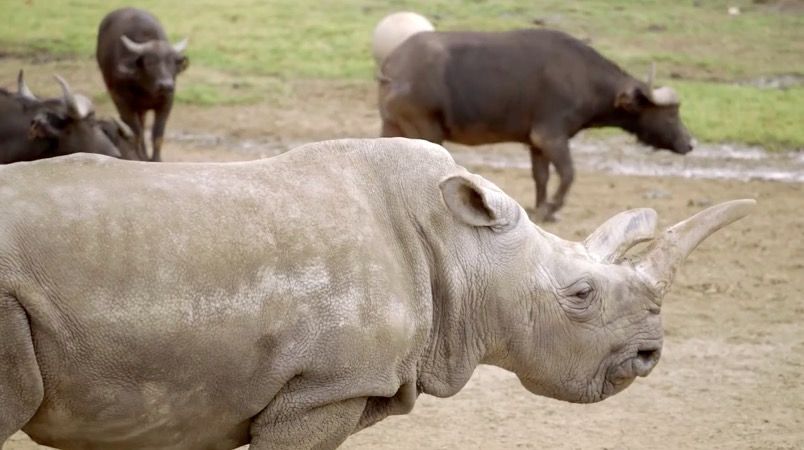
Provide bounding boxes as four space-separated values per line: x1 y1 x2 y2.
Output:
637 199 755 295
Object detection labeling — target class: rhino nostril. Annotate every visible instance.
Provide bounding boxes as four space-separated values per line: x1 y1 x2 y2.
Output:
633 348 660 377
637 349 657 362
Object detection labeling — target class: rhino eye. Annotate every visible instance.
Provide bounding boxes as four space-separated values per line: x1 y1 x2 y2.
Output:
558 280 598 322
575 286 593 300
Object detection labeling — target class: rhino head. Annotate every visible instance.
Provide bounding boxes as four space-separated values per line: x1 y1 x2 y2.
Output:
437 172 753 403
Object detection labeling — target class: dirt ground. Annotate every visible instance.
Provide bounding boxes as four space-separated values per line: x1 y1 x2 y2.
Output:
3 59 803 449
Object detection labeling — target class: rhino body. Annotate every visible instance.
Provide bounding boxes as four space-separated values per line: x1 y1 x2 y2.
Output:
0 139 751 449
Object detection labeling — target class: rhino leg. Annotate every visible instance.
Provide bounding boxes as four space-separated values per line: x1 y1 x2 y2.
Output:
0 294 44 446
249 378 367 450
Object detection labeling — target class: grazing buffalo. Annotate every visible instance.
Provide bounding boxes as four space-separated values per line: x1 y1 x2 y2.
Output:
0 138 750 449
378 29 694 221
0 74 135 164
96 7 189 162
372 11 434 64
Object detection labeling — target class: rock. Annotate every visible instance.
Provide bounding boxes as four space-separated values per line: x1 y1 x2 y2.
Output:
688 198 713 207
643 189 672 199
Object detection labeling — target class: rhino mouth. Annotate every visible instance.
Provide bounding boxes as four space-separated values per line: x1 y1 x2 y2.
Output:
601 344 662 398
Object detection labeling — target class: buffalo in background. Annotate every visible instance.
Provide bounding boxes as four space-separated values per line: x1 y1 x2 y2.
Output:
96 7 189 162
0 71 138 164
377 28 693 221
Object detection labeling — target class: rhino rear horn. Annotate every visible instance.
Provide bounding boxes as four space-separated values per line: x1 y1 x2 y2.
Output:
637 199 755 295
17 69 36 100
584 208 657 264
54 75 94 120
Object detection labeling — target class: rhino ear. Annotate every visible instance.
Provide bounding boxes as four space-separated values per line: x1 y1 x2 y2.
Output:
584 208 657 263
439 173 520 231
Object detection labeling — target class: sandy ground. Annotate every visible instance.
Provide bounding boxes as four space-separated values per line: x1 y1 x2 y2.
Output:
3 59 803 449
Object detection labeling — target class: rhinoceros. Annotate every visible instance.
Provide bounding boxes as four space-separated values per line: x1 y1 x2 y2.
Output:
0 138 752 449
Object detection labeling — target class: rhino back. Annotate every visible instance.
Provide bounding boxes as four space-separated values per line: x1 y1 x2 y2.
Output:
0 139 453 448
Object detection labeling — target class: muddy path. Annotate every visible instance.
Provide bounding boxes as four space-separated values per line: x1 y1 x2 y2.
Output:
3 59 803 449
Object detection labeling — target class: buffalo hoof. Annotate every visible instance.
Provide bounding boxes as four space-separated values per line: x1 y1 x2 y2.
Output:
531 204 560 223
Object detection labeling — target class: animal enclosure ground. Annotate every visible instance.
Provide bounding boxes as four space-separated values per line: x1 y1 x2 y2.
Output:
4 59 803 449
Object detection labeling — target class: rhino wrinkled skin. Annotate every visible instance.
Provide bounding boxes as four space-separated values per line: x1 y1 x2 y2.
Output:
0 138 752 449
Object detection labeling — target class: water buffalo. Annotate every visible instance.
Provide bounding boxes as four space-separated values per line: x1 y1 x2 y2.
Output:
96 7 189 162
378 29 694 221
372 11 434 64
0 74 135 164
0 138 750 449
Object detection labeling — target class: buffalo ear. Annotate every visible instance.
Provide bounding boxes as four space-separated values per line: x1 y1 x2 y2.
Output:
176 54 189 74
439 172 521 231
29 112 62 139
614 86 651 112
117 61 137 76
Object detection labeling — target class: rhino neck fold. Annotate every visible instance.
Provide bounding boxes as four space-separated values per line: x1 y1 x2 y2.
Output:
413 228 500 399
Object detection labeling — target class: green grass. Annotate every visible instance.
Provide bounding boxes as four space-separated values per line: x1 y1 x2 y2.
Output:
1 0 802 148
676 81 804 150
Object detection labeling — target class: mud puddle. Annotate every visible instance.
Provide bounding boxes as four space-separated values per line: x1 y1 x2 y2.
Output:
169 132 804 183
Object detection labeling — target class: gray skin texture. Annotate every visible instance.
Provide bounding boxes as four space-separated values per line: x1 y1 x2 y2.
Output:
96 7 188 162
0 138 748 450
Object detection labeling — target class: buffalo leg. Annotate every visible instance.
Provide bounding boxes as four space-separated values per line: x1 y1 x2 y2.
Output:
113 99 147 161
528 145 551 215
541 138 574 221
151 98 173 162
0 294 44 446
381 119 403 137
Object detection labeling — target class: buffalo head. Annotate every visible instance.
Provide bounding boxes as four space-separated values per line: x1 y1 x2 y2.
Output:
615 64 693 154
118 35 189 96
29 76 123 159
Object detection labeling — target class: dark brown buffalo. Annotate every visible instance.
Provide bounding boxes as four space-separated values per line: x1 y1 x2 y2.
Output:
0 73 137 164
96 7 188 162
378 29 693 221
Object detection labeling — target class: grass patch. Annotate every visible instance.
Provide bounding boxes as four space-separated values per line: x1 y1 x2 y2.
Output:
1 0 801 148
676 81 804 151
